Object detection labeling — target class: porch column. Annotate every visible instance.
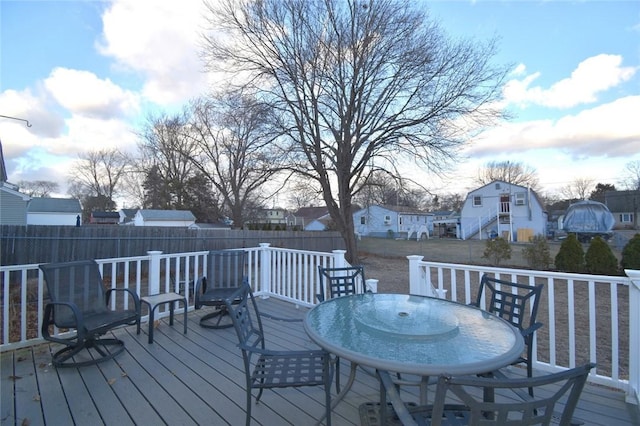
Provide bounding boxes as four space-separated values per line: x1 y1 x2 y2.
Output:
331 250 347 268
408 255 424 295
259 243 271 295
625 268 640 405
147 251 163 296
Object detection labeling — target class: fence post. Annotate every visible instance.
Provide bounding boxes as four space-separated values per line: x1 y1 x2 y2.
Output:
408 255 424 295
147 251 163 296
259 243 271 294
332 250 347 268
625 269 640 405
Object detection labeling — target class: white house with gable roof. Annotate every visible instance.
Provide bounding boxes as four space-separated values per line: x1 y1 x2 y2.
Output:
459 180 547 241
133 209 196 227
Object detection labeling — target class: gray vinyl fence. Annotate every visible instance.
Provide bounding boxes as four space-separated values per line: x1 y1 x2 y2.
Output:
0 225 346 266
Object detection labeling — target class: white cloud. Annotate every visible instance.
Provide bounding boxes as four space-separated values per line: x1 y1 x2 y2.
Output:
97 0 210 105
44 68 140 119
504 54 637 109
0 88 65 139
467 95 640 158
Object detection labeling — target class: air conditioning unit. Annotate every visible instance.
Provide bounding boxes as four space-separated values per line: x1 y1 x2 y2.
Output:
384 220 391 225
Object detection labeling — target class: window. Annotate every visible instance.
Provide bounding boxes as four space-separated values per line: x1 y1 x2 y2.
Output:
473 196 482 207
384 215 391 224
515 192 526 206
620 213 634 223
360 216 366 225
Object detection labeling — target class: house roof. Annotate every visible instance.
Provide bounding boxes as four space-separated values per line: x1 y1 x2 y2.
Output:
137 209 195 221
91 211 120 219
378 204 431 215
605 190 640 212
466 180 546 211
293 206 329 219
27 197 81 213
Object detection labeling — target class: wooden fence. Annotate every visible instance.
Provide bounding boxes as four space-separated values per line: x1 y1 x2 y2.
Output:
0 225 345 266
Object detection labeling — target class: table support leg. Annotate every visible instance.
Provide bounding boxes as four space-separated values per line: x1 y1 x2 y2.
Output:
378 370 418 426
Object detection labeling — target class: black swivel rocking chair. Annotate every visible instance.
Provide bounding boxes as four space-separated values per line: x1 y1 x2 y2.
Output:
40 260 141 368
195 250 248 329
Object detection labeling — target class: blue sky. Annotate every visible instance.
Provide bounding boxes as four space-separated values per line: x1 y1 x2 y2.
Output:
1 0 639 205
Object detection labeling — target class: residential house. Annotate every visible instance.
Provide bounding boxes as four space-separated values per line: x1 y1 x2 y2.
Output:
0 182 30 225
250 207 288 229
89 211 120 225
133 209 196 227
605 190 639 230
459 180 547 241
353 205 433 239
286 206 330 231
0 144 30 225
27 198 82 226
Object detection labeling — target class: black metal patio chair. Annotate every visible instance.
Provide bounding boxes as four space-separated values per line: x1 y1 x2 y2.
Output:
472 273 544 396
317 265 367 393
224 283 333 426
316 265 366 302
194 250 248 329
39 260 141 368
363 362 595 426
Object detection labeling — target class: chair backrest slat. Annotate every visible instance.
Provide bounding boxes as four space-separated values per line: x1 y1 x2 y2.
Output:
475 274 543 331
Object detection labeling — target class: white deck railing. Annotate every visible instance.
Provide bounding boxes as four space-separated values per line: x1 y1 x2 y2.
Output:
1 244 637 405
408 255 639 406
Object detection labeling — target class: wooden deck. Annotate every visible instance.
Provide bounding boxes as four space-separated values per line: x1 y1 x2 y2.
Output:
2 297 638 426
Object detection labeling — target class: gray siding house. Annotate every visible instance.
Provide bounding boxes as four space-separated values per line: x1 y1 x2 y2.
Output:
0 182 30 225
605 190 639 229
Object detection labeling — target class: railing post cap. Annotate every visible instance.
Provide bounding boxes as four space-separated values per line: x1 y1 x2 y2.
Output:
259 243 271 248
407 255 424 260
147 250 163 255
332 249 347 254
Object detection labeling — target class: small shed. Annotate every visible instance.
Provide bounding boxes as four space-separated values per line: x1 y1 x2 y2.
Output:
133 209 196 227
27 198 82 226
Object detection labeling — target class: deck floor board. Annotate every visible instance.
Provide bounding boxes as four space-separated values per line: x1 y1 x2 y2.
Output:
1 297 637 426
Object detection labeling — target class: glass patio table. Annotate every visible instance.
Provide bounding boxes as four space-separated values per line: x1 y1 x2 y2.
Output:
304 293 525 424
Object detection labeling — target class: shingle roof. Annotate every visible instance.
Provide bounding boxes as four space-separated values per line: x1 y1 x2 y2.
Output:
605 190 640 212
138 209 195 221
27 197 81 213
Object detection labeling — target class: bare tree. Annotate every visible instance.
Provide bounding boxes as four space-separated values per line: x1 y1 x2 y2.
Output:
17 180 59 197
286 177 323 209
137 111 204 211
560 177 595 201
619 160 640 190
68 148 130 217
202 0 508 262
475 160 540 190
188 93 284 227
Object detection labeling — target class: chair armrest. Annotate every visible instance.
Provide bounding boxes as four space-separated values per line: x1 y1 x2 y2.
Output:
194 277 205 307
106 288 141 309
239 343 327 359
42 301 85 342
521 322 543 338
